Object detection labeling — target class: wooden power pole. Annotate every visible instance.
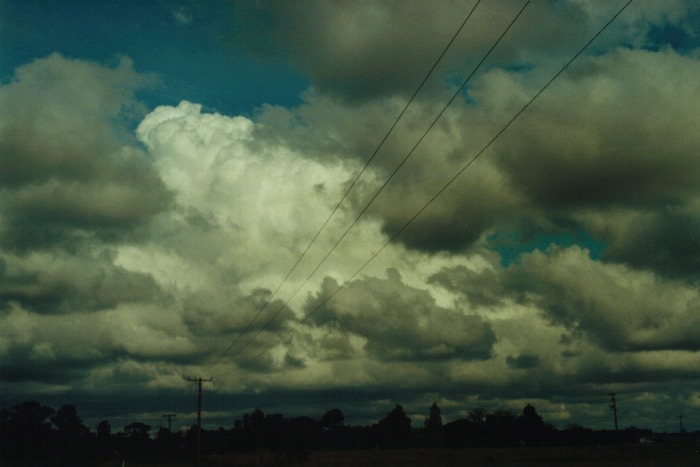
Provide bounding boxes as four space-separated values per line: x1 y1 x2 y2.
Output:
608 393 618 431
162 413 176 431
187 377 212 465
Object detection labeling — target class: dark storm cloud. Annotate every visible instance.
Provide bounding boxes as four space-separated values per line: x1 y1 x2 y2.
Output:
227 0 615 102
0 336 191 389
380 202 491 253
370 154 522 253
598 208 700 280
493 49 700 211
574 357 700 386
506 353 540 369
230 0 480 101
502 247 700 352
0 345 92 384
484 47 700 276
0 251 162 314
365 46 700 281
181 288 294 336
307 269 495 361
428 263 504 307
0 54 172 250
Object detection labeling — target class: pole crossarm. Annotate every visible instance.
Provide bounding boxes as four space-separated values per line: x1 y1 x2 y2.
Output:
162 413 177 431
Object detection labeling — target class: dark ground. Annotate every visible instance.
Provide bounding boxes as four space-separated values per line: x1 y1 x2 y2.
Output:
4 445 698 467
224 445 697 467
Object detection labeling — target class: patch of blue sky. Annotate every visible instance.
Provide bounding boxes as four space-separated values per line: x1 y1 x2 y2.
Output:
488 228 606 266
441 72 477 106
645 20 700 53
0 0 309 116
134 50 309 117
447 61 535 106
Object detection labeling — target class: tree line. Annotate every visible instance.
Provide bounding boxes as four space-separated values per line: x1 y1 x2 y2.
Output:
0 399 665 463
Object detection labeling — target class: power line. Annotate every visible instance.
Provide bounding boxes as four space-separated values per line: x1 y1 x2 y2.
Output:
217 0 633 376
207 0 483 375
212 0 531 376
211 0 533 375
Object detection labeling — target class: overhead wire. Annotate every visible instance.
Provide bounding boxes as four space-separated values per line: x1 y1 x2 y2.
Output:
211 0 532 376
215 0 634 376
207 0 483 376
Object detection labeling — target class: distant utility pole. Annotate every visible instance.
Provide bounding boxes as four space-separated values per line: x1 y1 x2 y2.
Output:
162 413 176 431
608 393 618 431
679 414 684 433
187 377 212 466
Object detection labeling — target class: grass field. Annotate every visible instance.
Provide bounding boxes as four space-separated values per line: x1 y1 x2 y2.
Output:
199 445 700 466
8 445 695 467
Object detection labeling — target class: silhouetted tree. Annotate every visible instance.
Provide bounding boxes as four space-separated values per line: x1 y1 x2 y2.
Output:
1 399 664 457
264 413 286 450
154 427 181 452
519 404 555 445
96 420 113 454
443 408 521 447
51 404 91 453
287 416 323 451
322 408 345 430
124 421 151 438
250 408 265 433
322 408 345 450
468 408 488 425
1 400 55 457
443 418 472 448
97 420 111 438
423 402 444 448
488 410 519 446
374 404 412 448
51 404 88 434
522 404 543 428
123 421 152 453
243 408 264 451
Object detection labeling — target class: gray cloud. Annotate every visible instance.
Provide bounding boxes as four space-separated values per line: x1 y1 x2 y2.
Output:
0 250 163 315
0 54 171 250
360 46 700 281
182 288 293 336
505 353 540 370
229 0 485 101
428 262 504 307
227 1 646 102
375 164 522 252
476 47 700 277
503 246 700 352
583 206 700 279
0 344 92 384
493 48 700 211
307 269 495 361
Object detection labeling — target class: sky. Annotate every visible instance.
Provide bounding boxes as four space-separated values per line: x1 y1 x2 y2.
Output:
1 0 700 434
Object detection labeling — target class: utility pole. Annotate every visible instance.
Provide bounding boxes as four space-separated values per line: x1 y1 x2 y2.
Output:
162 413 176 431
608 393 618 431
679 414 684 433
187 377 212 466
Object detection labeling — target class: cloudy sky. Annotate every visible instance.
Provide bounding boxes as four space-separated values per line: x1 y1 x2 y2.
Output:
2 0 700 433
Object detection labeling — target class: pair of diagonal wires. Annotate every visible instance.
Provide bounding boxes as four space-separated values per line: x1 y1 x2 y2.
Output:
209 0 533 377
213 0 634 377
207 0 484 376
